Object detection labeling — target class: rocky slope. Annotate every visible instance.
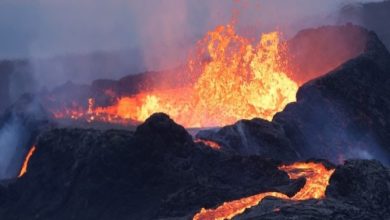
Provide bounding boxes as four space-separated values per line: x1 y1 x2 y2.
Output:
197 26 390 165
0 114 388 220
0 114 299 220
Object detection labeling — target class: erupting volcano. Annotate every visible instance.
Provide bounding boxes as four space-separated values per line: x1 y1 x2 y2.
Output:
52 24 298 127
1 1 390 220
193 162 335 220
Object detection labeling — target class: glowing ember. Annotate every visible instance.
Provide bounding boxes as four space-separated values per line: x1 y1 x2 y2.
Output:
193 162 335 220
194 139 221 150
52 24 298 127
18 145 36 177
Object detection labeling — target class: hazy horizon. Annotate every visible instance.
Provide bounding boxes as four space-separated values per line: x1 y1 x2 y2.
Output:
0 0 384 61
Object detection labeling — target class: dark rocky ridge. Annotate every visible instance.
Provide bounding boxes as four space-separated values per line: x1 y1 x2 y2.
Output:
0 114 388 220
197 26 390 165
0 113 299 220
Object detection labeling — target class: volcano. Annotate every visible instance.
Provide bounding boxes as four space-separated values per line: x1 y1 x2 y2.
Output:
0 20 389 220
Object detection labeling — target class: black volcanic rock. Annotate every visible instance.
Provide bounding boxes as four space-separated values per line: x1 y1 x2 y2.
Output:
326 160 390 216
198 25 390 165
274 29 390 164
0 113 296 220
235 160 390 220
196 118 299 161
135 112 193 146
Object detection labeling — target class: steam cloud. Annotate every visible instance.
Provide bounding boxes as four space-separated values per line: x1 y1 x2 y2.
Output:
0 96 47 180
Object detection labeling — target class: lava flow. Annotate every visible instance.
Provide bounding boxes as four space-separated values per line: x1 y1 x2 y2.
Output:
193 162 335 220
52 24 298 128
194 139 221 150
18 145 36 177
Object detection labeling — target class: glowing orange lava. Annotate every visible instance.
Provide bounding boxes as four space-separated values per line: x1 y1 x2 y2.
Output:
193 162 335 220
53 24 298 127
18 145 36 177
194 139 222 150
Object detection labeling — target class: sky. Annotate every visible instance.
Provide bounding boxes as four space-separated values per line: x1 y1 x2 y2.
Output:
0 0 384 60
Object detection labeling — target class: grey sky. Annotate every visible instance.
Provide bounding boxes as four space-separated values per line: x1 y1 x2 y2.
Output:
0 0 383 59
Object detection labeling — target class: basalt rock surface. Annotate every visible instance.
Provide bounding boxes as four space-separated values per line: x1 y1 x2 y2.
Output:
0 114 388 220
0 113 297 220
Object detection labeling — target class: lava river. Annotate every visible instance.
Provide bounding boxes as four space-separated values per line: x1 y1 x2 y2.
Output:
193 162 335 220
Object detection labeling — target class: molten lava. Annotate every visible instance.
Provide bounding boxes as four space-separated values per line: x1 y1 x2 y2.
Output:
193 162 335 220
194 139 222 150
18 145 36 177
52 24 298 127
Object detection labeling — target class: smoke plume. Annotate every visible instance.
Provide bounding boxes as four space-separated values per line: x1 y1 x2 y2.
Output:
0 0 382 89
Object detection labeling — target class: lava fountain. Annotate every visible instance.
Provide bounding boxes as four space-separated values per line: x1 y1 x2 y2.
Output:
193 162 335 220
52 24 298 128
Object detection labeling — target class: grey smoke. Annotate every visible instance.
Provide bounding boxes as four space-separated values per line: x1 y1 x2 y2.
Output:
0 114 29 179
0 0 384 89
0 96 47 180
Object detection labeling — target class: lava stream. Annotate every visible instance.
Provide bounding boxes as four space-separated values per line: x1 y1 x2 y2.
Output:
18 145 36 177
193 162 335 220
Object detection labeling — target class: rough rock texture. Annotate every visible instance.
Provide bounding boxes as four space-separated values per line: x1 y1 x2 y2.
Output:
0 113 297 220
234 160 390 220
326 160 390 217
197 25 390 165
197 118 299 161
